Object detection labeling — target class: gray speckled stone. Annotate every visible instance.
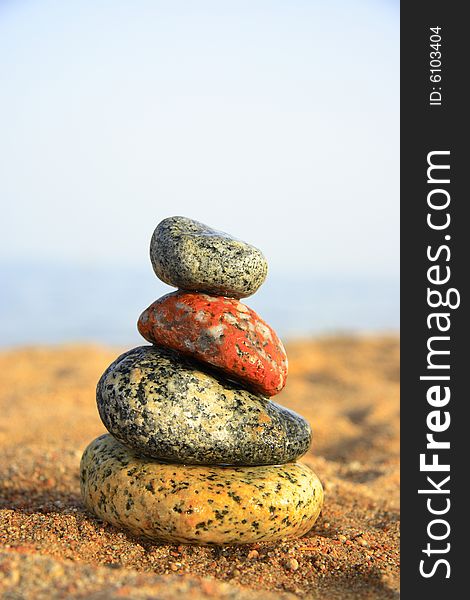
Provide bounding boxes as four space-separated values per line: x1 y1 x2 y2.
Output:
150 216 268 298
96 346 311 466
80 434 324 544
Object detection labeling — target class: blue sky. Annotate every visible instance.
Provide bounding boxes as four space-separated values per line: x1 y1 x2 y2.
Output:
0 0 399 278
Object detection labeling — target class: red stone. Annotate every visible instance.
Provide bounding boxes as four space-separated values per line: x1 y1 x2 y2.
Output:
137 291 288 396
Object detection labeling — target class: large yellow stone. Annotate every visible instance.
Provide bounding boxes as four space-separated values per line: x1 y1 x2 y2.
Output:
80 434 323 545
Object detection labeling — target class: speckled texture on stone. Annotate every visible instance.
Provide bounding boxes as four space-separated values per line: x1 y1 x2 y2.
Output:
138 291 288 396
150 216 268 298
96 346 311 466
80 434 324 545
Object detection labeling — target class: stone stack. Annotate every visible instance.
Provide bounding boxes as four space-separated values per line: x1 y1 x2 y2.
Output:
80 216 323 544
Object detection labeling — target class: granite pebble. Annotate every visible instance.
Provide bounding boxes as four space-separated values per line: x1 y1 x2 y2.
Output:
150 216 268 298
80 434 324 545
96 346 311 466
138 291 288 396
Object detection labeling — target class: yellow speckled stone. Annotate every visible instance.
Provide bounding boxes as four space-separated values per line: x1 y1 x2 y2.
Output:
80 434 324 545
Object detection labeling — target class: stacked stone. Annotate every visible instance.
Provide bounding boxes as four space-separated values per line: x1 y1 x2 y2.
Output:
80 216 323 544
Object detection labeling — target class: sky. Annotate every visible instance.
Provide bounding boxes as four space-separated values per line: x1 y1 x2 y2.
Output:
0 0 399 279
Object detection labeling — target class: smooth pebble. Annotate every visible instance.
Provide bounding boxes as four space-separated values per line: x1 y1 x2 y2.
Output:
80 434 324 544
138 291 287 396
150 216 268 298
96 346 310 466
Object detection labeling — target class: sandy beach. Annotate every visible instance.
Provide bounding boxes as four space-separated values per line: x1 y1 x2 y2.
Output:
0 336 399 599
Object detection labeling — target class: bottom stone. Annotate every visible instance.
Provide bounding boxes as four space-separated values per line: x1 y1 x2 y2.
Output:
80 434 324 545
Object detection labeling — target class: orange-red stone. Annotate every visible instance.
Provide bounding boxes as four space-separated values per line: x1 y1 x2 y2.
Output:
137 291 288 396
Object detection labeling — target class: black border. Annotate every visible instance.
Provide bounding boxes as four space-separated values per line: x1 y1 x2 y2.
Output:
401 3 466 596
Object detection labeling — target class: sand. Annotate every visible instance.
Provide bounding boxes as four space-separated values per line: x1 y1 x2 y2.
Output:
0 337 399 599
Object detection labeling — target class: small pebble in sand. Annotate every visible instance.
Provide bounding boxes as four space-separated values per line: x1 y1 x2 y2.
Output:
357 537 369 547
284 558 299 571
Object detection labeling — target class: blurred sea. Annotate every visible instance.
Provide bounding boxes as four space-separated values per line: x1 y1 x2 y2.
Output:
0 262 399 347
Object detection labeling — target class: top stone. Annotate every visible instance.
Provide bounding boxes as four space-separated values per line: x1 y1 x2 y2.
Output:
150 216 268 298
